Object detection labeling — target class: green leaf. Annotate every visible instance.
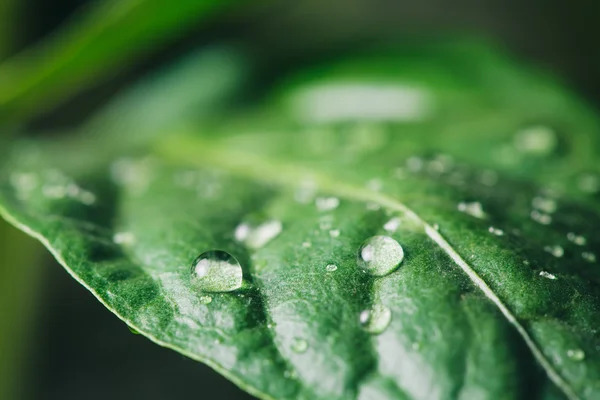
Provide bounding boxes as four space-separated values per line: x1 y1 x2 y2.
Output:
0 0 237 122
2 39 600 400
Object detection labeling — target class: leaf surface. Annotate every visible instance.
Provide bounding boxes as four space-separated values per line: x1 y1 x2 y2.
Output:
1 40 600 400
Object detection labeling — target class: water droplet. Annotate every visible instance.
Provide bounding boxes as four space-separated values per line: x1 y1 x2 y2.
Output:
539 271 557 280
514 125 557 156
294 178 318 204
302 241 312 248
582 252 597 263
42 184 66 199
234 219 282 249
358 236 404 276
329 229 340 238
190 251 243 292
567 349 585 361
577 173 600 194
544 245 564 258
326 264 338 272
366 202 381 211
479 170 498 186
432 224 440 231
315 196 340 211
113 231 136 246
10 172 38 193
199 295 213 304
458 201 486 219
359 304 392 334
406 157 424 172
383 217 401 232
488 227 504 236
567 233 587 246
530 210 552 225
366 179 383 191
532 196 557 214
291 338 308 353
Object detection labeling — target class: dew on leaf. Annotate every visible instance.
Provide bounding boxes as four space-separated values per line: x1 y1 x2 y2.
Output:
234 219 282 249
294 178 318 204
539 271 557 280
302 241 312 248
532 196 557 214
479 170 498 186
488 227 504 236
199 295 213 304
358 236 404 276
458 201 486 219
567 349 585 361
577 173 600 194
329 229 340 238
190 250 243 292
544 245 564 258
291 338 308 353
113 231 136 246
315 196 340 211
406 156 424 172
514 125 557 156
366 179 383 191
383 217 401 232
10 172 38 192
326 264 338 272
530 210 552 225
567 233 587 246
582 252 597 263
359 304 392 334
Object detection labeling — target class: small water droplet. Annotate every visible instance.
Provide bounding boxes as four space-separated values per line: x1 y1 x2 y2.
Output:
383 217 401 232
359 304 392 334
582 252 597 263
577 173 600 194
358 236 404 276
567 349 585 361
514 125 557 156
316 196 340 211
539 271 557 280
190 251 243 292
544 245 564 258
294 178 318 204
567 233 587 246
329 229 340 238
488 227 504 236
10 172 38 193
532 196 557 214
302 241 312 248
458 202 486 219
530 210 552 225
234 219 282 249
479 170 498 186
406 157 424 172
432 224 440 231
291 338 308 353
113 231 136 246
366 179 383 191
366 202 381 211
326 264 338 272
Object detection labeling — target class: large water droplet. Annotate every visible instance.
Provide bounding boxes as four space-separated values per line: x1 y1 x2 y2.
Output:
359 304 392 334
357 236 404 276
235 219 282 249
190 251 243 292
291 338 308 353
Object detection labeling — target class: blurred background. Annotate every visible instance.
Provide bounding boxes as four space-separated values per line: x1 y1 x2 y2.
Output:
1 0 600 399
